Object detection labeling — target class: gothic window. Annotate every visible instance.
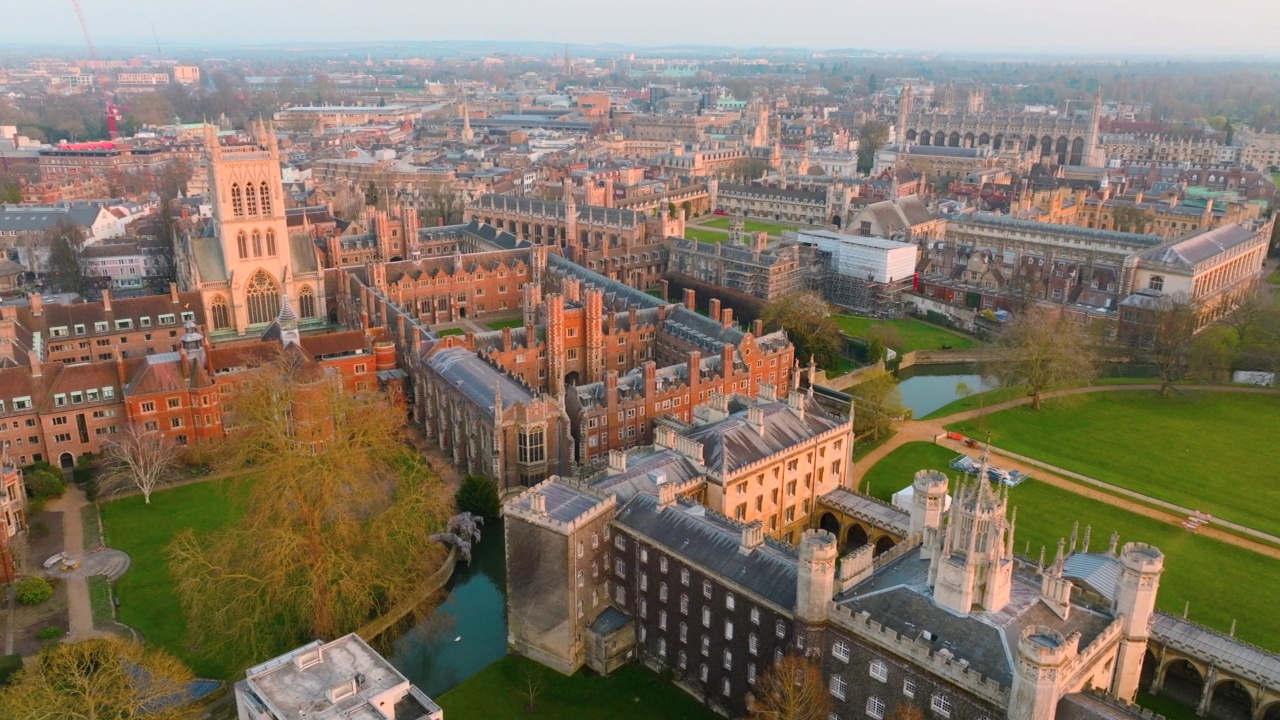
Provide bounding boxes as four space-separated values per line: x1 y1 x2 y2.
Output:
259 181 272 216
518 427 545 464
246 181 259 216
1148 275 1164 292
266 228 277 256
236 231 248 259
230 183 244 217
252 230 262 258
211 295 230 330
245 271 281 325
298 285 316 319
931 694 952 717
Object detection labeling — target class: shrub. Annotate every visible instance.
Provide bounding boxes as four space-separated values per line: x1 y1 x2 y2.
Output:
455 474 501 519
25 469 65 501
0 653 21 685
36 627 63 640
73 464 93 487
16 577 53 606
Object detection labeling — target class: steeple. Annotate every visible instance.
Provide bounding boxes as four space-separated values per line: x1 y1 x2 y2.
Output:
927 459 1015 615
461 101 474 143
277 293 300 348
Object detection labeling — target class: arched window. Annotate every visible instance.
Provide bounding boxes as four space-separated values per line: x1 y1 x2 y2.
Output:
245 271 281 325
1148 275 1164 291
236 231 248 259
211 295 230 330
259 181 272 216
230 183 244 217
265 228 277 256
252 230 262 258
298 285 315 318
246 182 258 216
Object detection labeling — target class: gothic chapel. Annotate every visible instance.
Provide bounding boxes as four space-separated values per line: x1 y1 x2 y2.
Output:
177 121 325 338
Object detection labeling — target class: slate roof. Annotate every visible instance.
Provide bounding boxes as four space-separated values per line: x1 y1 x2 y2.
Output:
1062 553 1121 600
837 550 1113 689
945 212 1165 247
613 493 800 610
661 305 746 354
472 194 642 228
509 480 607 524
590 448 704 503
1139 224 1258 268
547 253 665 311
0 203 107 233
719 183 825 203
821 489 910 537
682 395 843 477
1151 613 1280 688
424 346 534 412
589 606 633 635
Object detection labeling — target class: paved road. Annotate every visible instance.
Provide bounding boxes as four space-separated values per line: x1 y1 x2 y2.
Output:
852 383 1280 560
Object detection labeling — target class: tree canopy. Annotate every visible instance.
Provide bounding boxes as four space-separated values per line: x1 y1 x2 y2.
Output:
747 654 834 720
166 355 452 669
758 292 843 371
857 120 890 174
989 307 1099 409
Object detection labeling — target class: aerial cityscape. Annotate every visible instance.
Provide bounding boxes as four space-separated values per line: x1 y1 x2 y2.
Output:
0 2 1278 719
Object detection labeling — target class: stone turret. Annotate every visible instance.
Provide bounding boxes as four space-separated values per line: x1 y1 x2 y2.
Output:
1011 626 1078 720
909 469 948 537
928 448 1014 615
795 529 837 624
1110 542 1164 702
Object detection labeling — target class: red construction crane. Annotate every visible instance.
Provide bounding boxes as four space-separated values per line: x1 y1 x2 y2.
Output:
70 0 122 139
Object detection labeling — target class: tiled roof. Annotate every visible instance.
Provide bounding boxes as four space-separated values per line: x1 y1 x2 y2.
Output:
1140 224 1258 267
424 346 534 412
683 395 844 476
614 493 799 610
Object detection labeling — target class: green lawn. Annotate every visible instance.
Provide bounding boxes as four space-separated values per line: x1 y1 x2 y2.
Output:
944 391 1280 537
1267 269 1280 286
860 442 1280 651
485 317 525 331
684 227 730 244
101 479 249 679
834 316 980 353
436 327 465 337
699 216 796 235
88 576 113 629
438 655 719 720
920 378 1166 421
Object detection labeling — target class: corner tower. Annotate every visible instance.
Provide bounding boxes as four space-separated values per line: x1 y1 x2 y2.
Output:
1110 542 1164 702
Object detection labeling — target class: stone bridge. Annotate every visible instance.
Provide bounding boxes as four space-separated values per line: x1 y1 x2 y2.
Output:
1144 613 1280 720
815 488 910 557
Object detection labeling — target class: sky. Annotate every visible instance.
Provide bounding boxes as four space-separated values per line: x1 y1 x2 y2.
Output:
5 0 1279 58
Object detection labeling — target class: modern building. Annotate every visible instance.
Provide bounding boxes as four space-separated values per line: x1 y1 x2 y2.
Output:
233 633 443 720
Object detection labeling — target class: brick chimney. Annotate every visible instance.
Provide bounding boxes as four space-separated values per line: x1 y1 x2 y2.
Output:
101 289 112 313
682 288 695 311
721 307 734 329
28 349 41 378
28 293 42 317
170 282 180 304
753 318 764 336
708 298 721 323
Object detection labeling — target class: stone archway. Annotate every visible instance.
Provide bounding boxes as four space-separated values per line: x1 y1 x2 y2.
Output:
1208 680 1254 720
1261 700 1280 720
819 512 841 538
846 524 869 550
873 536 897 557
59 452 75 469
1160 659 1205 709
1140 650 1158 692
564 371 581 388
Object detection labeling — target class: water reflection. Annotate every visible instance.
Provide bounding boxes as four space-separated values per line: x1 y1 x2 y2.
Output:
897 364 996 417
391 519 508 697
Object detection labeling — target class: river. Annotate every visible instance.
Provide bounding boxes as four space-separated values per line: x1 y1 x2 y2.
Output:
896 362 1159 417
390 518 509 698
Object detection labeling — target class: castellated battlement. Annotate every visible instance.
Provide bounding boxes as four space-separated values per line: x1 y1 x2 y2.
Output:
504 478 617 536
1119 542 1164 573
829 603 1012 706
1017 626 1079 668
1061 620 1123 687
914 469 948 492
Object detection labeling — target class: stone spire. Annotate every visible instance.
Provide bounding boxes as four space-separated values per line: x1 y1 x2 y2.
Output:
277 293 300 348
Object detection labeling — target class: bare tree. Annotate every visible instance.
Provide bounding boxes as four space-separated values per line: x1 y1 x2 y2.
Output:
1140 293 1200 395
990 307 1099 410
747 654 834 720
518 660 548 712
100 427 182 504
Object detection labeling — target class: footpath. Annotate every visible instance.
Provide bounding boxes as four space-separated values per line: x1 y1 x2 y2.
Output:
852 383 1280 560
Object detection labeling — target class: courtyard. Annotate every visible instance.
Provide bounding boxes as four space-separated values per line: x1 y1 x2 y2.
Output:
833 315 980 352
697 216 797 236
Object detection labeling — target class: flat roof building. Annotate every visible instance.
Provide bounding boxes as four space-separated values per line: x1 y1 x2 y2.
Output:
234 633 443 720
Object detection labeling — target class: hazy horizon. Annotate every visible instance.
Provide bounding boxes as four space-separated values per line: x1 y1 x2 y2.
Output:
4 0 1279 59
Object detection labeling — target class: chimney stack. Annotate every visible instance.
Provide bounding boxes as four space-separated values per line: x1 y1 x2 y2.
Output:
721 307 734 329
708 298 721 323
28 293 42 317
682 288 696 311
753 318 763 336
28 349 41 378
101 289 112 313
170 282 180 304
739 521 764 554
658 480 677 509
529 492 547 515
608 449 627 473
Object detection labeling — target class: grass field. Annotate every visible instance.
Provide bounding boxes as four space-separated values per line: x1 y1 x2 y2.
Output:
1267 269 1280 286
944 391 1280 537
860 442 1280 651
684 227 730 244
438 655 719 720
101 479 249 679
436 327 465 337
699 216 796 235
834 316 980 352
485 317 525 330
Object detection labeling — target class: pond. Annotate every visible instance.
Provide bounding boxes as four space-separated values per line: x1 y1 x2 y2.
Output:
896 363 996 417
895 362 1161 417
391 518 508 698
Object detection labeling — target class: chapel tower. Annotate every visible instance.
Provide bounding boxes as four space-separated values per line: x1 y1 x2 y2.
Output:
928 449 1014 614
